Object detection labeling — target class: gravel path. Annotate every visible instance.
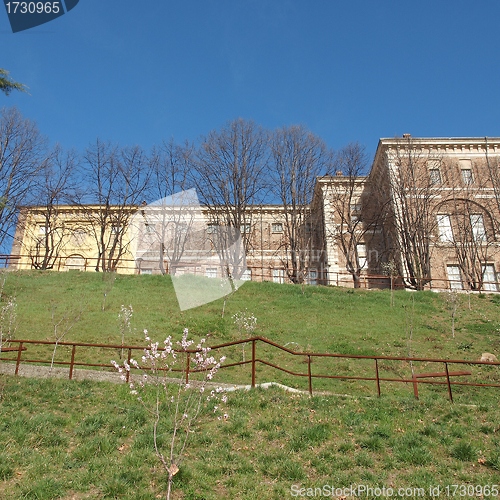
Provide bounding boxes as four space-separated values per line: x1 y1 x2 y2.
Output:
0 361 124 383
0 361 312 394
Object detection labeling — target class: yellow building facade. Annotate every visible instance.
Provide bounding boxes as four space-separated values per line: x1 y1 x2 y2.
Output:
9 136 500 291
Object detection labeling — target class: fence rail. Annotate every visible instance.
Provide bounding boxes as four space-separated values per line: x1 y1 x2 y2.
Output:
1 337 499 401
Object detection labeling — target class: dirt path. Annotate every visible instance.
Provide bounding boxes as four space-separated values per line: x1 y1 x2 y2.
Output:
0 361 314 394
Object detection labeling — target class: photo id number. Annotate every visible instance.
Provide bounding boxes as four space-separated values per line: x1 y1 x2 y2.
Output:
5 2 61 14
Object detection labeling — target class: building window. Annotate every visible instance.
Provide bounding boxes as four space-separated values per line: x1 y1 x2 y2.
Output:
357 244 367 269
459 159 473 185
207 224 217 234
461 169 473 185
307 269 318 285
350 203 362 222
241 268 252 281
437 215 453 242
447 265 463 290
70 230 87 246
111 225 121 234
305 222 312 233
470 214 486 242
240 223 251 234
272 223 283 233
38 225 47 235
174 222 188 235
482 264 498 291
205 267 218 278
145 224 155 234
65 255 86 271
429 169 442 185
272 269 285 284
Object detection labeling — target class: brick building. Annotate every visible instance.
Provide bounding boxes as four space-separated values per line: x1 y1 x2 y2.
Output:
366 137 500 291
9 136 500 291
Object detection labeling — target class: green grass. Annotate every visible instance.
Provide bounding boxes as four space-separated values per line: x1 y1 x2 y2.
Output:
1 272 500 498
0 376 499 499
2 270 500 353
1 270 499 398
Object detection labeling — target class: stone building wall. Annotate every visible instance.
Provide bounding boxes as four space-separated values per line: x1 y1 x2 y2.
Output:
10 136 500 291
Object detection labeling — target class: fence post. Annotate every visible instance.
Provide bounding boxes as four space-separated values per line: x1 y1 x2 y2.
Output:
445 362 453 402
69 344 77 380
412 372 419 400
15 342 24 375
307 355 313 396
375 359 381 397
126 348 132 383
185 352 191 385
251 340 256 388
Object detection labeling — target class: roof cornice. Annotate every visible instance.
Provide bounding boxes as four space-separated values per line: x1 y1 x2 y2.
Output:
378 136 500 150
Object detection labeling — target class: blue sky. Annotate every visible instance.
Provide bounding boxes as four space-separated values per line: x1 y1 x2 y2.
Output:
2 1 500 160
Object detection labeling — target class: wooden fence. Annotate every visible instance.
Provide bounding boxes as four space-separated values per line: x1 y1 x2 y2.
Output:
1 337 499 402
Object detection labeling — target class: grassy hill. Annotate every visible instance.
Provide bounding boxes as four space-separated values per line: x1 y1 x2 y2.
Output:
1 271 500 499
0 377 499 499
2 269 499 355
1 270 499 395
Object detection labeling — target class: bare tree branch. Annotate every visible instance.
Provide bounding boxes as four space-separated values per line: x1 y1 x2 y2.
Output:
193 119 269 277
0 107 47 251
324 142 382 287
77 140 151 272
269 125 331 284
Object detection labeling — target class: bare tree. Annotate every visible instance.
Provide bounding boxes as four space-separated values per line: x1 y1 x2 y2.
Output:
444 291 459 338
150 139 193 200
483 138 500 236
382 259 398 306
79 140 151 272
0 107 47 253
49 300 84 373
325 143 381 288
193 118 269 278
22 146 78 270
145 140 196 275
382 137 442 290
269 125 331 284
439 160 499 291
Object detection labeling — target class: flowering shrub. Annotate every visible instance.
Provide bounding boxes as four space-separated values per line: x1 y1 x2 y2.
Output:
112 328 228 500
117 304 133 359
232 309 257 362
0 295 16 354
232 309 257 335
